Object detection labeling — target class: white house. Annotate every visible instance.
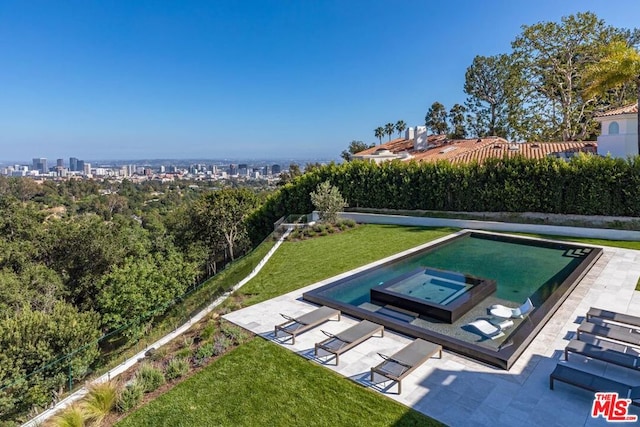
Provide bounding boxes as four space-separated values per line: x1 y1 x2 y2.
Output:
595 102 638 158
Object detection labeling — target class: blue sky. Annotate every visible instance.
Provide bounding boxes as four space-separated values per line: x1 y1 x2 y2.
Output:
1 1 639 162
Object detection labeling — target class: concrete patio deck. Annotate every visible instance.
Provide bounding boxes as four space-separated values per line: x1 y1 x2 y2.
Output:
223 238 640 427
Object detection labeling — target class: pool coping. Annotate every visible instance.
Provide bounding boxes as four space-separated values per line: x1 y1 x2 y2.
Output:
302 230 603 370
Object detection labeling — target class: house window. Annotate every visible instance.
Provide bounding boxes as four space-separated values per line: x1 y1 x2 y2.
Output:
608 121 619 135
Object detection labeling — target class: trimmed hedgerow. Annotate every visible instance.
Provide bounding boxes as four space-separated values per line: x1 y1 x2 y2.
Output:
248 155 640 243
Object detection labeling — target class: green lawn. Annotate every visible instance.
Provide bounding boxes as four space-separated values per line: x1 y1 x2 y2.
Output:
236 224 457 306
116 338 442 427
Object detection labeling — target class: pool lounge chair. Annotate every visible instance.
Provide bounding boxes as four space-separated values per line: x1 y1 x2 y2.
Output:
578 334 640 356
314 320 384 365
549 363 640 406
489 298 534 319
565 339 640 370
577 319 640 347
467 319 514 340
587 307 640 329
275 306 341 345
370 339 442 394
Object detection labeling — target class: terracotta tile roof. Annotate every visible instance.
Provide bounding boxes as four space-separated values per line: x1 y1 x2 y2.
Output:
356 138 412 156
354 133 596 164
595 102 638 117
355 134 449 157
440 141 597 164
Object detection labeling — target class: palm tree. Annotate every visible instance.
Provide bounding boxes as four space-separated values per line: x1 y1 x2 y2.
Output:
584 40 640 153
395 120 406 138
374 127 385 145
384 123 395 141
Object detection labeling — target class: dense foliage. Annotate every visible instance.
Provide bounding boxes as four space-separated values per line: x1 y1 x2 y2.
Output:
0 176 263 424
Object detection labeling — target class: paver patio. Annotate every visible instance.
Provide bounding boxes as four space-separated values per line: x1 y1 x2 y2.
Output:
223 235 640 427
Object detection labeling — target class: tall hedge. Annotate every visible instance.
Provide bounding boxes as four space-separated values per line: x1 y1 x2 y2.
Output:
247 155 640 243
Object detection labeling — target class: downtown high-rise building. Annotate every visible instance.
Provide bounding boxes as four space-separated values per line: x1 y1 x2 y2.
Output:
32 158 47 174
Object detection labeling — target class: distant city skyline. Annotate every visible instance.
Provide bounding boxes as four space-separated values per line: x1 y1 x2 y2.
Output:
1 1 639 161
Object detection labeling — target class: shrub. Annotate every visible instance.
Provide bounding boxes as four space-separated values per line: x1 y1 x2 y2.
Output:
341 219 356 228
194 342 215 365
175 347 191 359
212 335 232 356
200 323 216 341
146 346 168 362
116 382 143 413
288 230 300 240
48 403 87 427
310 181 348 224
220 323 249 344
136 363 165 393
82 381 117 425
182 336 194 349
165 357 190 381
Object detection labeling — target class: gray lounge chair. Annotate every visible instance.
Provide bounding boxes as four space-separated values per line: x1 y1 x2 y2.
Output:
275 306 341 344
565 339 640 370
587 307 640 329
550 363 640 406
577 319 640 347
578 334 640 356
370 339 442 394
314 320 384 365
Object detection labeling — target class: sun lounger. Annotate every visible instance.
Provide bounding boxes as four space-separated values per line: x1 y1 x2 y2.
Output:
578 334 640 356
587 307 640 329
370 339 442 394
275 306 341 344
489 298 534 319
577 319 640 347
467 319 514 340
549 363 640 406
565 339 640 370
314 320 384 365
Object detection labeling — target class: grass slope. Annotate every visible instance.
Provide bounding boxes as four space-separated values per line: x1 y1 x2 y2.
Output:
116 338 442 427
237 224 457 306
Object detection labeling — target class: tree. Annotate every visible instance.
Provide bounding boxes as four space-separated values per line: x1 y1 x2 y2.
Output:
395 120 406 138
277 163 302 186
511 12 616 141
464 54 513 138
341 140 372 161
196 188 259 261
584 40 640 153
425 102 449 134
384 123 395 141
374 127 385 145
448 104 467 139
0 302 101 420
97 250 195 338
310 181 348 224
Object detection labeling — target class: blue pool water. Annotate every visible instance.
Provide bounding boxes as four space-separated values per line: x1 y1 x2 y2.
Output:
318 233 589 307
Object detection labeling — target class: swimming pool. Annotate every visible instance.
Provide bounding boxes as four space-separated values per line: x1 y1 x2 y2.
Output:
303 230 602 369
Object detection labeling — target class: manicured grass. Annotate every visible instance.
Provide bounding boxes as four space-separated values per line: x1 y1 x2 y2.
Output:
116 338 442 427
236 224 457 306
636 276 640 292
